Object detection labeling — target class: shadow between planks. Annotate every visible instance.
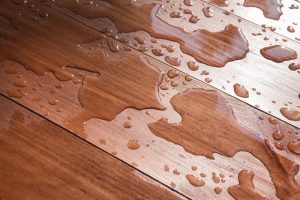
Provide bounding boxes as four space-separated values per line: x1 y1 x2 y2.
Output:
49 0 300 128
0 95 186 200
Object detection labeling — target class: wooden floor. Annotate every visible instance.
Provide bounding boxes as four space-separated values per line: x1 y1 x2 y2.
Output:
0 0 299 199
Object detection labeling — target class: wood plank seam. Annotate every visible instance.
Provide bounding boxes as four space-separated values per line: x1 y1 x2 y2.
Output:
49 0 300 128
48 3 300 131
0 93 191 200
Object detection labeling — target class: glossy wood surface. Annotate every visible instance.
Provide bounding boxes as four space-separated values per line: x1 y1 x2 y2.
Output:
49 0 300 127
0 0 300 200
0 95 184 200
203 0 300 42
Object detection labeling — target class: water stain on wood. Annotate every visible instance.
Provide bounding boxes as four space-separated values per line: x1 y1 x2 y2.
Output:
243 0 283 20
149 88 300 199
228 170 269 200
65 1 249 67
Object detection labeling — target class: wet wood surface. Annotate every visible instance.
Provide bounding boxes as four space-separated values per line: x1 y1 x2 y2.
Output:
0 0 300 200
202 0 300 42
0 95 184 200
49 0 300 128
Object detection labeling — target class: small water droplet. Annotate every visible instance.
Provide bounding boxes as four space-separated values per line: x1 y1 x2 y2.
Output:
272 131 284 140
127 139 140 150
233 83 249 98
287 140 300 155
186 174 205 187
123 121 132 128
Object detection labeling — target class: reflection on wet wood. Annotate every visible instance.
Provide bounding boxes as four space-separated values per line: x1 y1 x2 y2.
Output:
0 1 300 200
0 96 183 200
49 0 300 128
203 0 300 42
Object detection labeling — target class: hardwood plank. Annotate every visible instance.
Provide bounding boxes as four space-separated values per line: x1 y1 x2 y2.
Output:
0 95 184 200
0 1 300 199
202 0 300 42
49 0 300 127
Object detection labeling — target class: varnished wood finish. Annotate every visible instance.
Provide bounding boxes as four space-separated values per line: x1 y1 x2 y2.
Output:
0 96 183 200
0 0 300 199
49 0 300 127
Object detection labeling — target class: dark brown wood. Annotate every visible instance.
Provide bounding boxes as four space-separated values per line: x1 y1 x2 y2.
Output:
0 1 300 199
0 96 184 200
50 0 300 127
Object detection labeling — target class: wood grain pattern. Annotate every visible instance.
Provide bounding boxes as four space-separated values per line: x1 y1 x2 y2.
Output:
0 95 184 200
0 1 300 199
49 0 300 127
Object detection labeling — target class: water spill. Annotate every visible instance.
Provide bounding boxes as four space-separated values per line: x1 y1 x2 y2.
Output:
107 37 120 52
200 172 206 177
127 139 140 150
165 56 181 66
138 46 148 52
171 80 178 87
0 1 104 81
185 174 205 187
274 142 284 150
280 108 300 121
189 15 200 24
187 61 199 71
288 140 300 155
184 75 192 81
243 0 283 20
212 172 220 183
260 45 297 63
272 130 284 140
159 23 249 67
287 26 295 33
161 44 175 53
164 165 170 172
201 70 209 75
160 83 169 90
289 63 300 71
228 170 268 200
289 4 299 9
214 187 222 194
13 79 27 88
169 169 179 176
202 7 213 18
149 88 300 199
7 89 25 98
55 83 63 89
123 121 132 128
233 83 249 98
167 69 179 78
133 36 145 44
205 0 229 7
170 182 176 188
268 117 277 124
170 11 182 18
183 0 193 6
183 8 192 14
48 98 58 106
204 77 212 83
67 53 165 134
152 49 164 56
11 0 27 5
66 3 249 68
